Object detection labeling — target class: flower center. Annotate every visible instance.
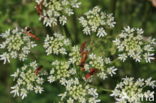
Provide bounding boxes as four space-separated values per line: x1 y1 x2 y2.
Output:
124 37 141 52
88 16 101 27
8 35 24 51
69 85 86 100
123 85 142 98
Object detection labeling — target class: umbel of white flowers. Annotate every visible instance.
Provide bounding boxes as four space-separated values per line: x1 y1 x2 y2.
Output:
0 28 37 64
47 60 76 83
69 46 118 80
79 6 116 37
111 77 156 103
58 78 101 103
113 26 156 63
44 33 70 55
10 61 47 99
35 0 81 27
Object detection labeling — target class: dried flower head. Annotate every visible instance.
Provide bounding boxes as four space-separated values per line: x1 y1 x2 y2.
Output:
113 26 156 62
0 28 37 64
79 6 116 37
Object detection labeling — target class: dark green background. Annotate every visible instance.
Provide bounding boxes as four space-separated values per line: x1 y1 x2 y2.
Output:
0 0 156 103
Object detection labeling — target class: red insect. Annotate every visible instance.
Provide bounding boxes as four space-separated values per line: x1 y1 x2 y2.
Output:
85 68 98 79
85 73 91 79
34 65 43 75
24 27 40 40
79 51 89 67
35 0 44 15
89 68 98 75
80 67 85 71
25 32 40 40
80 41 87 53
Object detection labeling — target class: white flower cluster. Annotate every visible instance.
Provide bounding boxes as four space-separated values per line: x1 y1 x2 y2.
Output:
79 6 116 37
69 46 81 65
44 33 70 55
87 53 117 80
111 77 156 103
59 78 101 103
47 60 76 83
0 28 37 64
36 0 81 27
10 61 46 99
113 26 156 62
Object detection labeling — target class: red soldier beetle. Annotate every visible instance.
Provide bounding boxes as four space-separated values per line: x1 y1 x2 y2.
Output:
85 73 91 79
80 41 87 53
24 27 40 40
80 67 85 71
85 68 98 79
34 65 43 75
35 0 44 15
79 51 89 67
89 68 98 75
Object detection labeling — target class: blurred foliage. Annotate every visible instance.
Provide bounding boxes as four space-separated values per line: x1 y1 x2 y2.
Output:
0 0 156 103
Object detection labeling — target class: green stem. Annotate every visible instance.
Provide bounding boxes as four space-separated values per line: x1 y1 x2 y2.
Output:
101 88 112 92
110 0 117 35
110 0 117 15
72 9 79 44
98 88 113 93
63 24 71 39
141 3 151 30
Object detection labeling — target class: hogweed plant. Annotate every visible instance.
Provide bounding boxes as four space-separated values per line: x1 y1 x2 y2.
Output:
0 0 156 103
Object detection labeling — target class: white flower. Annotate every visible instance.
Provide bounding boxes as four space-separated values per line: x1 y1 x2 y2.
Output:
0 28 37 64
97 28 107 37
59 78 100 103
0 52 10 64
58 92 67 100
36 0 81 26
11 69 20 78
111 77 156 103
67 98 74 103
143 53 155 63
35 0 42 4
44 33 70 55
88 88 98 97
47 60 74 83
27 84 33 91
87 53 117 80
59 16 67 25
10 62 46 99
10 85 20 97
20 88 27 99
30 61 38 69
79 6 115 37
47 75 55 83
118 54 127 62
145 77 156 88
83 26 91 35
107 66 117 76
69 46 81 65
113 26 155 62
97 72 107 80
88 97 101 103
34 86 44 94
